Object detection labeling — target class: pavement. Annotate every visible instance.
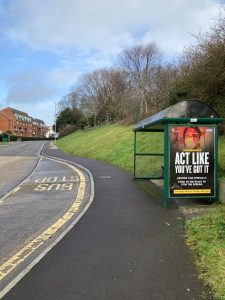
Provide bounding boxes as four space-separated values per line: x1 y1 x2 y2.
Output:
3 142 210 300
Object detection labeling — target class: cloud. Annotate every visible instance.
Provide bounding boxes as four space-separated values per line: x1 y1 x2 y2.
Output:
141 1 222 57
0 0 223 125
0 0 221 55
49 66 80 91
6 69 55 103
5 64 82 105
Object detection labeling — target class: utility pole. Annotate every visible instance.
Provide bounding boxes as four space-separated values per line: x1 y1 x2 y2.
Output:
52 101 57 145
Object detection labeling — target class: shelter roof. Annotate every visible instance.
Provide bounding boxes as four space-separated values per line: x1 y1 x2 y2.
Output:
134 100 221 131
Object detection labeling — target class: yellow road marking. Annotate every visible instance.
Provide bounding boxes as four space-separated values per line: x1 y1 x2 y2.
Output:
0 159 86 281
13 187 21 193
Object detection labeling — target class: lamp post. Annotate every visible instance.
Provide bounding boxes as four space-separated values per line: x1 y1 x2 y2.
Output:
52 101 57 145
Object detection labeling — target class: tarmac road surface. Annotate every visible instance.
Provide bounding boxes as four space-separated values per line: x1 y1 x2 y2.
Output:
0 141 44 198
0 142 92 297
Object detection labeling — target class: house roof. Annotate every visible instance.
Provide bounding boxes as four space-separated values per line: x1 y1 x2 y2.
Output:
10 108 30 117
33 118 45 125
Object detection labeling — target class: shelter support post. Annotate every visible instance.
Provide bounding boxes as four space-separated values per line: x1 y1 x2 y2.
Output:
163 123 169 208
215 125 219 203
134 131 137 179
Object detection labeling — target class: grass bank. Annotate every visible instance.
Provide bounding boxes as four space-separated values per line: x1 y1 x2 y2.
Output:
57 124 225 299
186 205 225 300
57 124 225 178
57 124 165 178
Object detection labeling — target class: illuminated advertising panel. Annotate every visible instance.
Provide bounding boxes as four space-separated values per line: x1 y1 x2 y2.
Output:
169 125 215 197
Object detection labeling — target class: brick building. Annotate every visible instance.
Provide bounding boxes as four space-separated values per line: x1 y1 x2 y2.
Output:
0 107 47 138
32 118 48 137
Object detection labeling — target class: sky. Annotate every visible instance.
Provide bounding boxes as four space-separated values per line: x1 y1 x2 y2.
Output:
0 0 223 125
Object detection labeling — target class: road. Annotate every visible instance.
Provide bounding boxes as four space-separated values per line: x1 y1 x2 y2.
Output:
0 141 92 297
0 141 44 198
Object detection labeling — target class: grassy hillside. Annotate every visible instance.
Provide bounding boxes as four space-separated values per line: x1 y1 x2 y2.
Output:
57 124 134 169
57 124 225 178
57 124 164 178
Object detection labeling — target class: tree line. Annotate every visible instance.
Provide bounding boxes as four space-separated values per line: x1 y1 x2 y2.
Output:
56 11 225 136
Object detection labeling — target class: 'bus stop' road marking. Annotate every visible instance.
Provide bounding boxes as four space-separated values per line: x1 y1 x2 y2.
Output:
0 157 86 282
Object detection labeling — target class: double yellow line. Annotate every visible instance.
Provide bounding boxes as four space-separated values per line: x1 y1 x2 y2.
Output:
0 158 86 281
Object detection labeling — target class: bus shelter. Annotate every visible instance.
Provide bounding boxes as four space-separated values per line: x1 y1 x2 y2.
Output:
133 100 223 207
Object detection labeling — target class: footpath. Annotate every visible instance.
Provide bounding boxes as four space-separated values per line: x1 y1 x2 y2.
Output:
3 142 209 300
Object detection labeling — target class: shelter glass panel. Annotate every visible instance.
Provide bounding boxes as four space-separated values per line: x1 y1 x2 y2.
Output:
135 155 164 178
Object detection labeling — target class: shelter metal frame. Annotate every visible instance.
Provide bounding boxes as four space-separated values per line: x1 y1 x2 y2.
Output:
133 100 223 207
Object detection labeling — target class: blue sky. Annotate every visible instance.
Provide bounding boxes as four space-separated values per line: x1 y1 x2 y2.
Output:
0 0 223 125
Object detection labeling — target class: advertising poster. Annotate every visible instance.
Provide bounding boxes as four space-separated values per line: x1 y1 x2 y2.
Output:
169 125 215 197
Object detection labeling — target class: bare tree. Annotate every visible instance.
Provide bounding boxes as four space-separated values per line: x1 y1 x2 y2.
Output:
76 68 129 124
76 71 102 125
152 65 179 110
58 91 79 112
119 42 161 114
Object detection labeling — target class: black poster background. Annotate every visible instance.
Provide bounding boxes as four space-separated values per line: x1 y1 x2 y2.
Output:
169 125 215 197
